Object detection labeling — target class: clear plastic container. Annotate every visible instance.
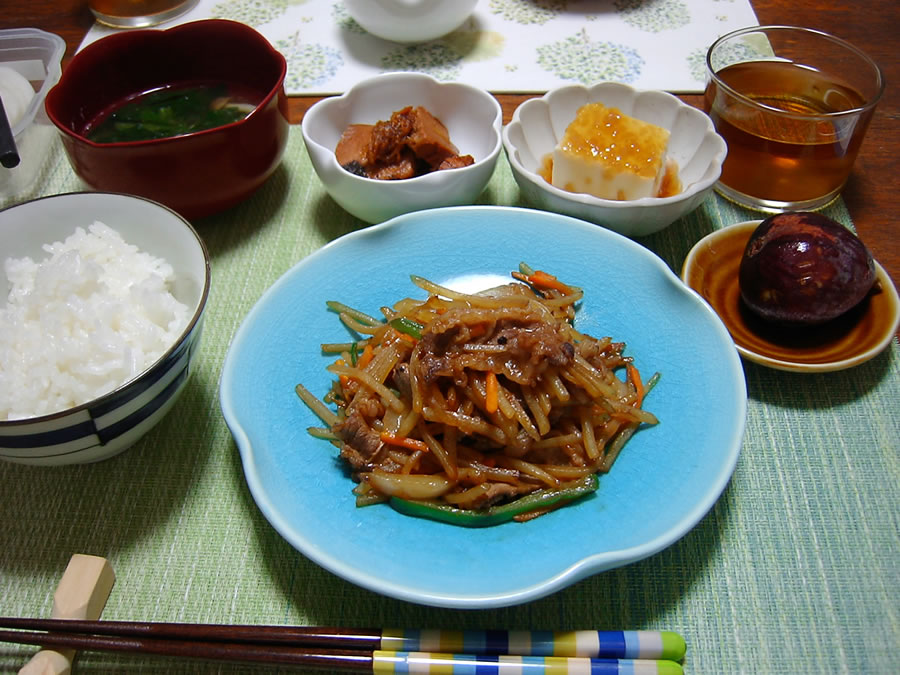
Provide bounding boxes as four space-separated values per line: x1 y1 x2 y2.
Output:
0 28 66 201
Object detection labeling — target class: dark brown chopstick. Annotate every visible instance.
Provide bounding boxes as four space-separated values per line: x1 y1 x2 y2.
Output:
0 98 20 169
0 618 688 672
0 627 372 671
0 616 381 649
0 617 381 670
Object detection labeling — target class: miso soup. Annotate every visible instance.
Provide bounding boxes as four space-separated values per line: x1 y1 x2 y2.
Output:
85 81 260 143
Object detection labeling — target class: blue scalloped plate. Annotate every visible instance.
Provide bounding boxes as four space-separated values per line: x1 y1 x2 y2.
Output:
220 206 746 608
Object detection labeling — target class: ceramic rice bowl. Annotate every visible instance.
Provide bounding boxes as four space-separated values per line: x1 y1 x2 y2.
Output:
0 192 210 465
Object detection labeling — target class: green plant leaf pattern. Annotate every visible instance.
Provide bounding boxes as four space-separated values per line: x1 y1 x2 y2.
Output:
211 0 307 25
488 0 568 26
276 32 344 91
331 2 366 35
537 31 644 84
82 0 761 93
613 0 691 33
381 43 463 81
688 47 708 83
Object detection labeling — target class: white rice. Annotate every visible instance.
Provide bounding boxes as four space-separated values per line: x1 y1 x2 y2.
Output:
0 222 191 421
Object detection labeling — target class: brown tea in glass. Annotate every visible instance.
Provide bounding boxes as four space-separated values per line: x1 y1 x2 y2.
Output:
704 26 883 212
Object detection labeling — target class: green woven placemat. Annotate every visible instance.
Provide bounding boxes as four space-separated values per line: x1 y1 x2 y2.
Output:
1 129 897 674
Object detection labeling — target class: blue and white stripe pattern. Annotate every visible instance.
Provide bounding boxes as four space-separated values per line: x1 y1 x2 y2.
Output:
380 630 685 661
0 317 204 465
372 652 684 674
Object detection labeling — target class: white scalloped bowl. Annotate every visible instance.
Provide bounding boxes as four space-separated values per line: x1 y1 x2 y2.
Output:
302 72 502 224
502 82 727 237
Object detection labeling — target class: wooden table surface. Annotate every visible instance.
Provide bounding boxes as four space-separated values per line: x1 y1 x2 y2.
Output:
2 1 897 291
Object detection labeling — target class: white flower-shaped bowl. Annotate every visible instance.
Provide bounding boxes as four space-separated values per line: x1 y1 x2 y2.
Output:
502 82 727 237
301 72 502 224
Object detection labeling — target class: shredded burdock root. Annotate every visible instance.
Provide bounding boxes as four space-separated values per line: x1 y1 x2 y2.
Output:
295 263 659 526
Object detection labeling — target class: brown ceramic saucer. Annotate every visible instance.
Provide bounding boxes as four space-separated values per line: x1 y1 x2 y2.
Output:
681 221 900 372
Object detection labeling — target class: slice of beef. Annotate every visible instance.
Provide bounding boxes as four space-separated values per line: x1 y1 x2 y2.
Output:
415 307 575 387
492 319 575 370
334 412 382 459
392 363 413 402
466 482 519 509
339 444 370 471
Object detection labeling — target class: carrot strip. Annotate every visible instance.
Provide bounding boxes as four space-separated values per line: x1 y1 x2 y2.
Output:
357 343 375 369
527 269 572 295
335 358 350 390
627 363 645 408
485 371 499 414
512 500 566 522
394 329 419 345
380 432 429 453
468 322 488 338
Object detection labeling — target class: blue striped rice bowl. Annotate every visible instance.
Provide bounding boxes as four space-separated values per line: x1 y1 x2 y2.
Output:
0 192 210 465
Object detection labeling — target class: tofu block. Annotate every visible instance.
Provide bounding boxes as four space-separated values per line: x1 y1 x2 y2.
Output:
552 102 670 201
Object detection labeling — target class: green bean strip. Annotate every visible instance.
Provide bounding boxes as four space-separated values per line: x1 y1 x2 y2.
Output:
389 317 424 339
390 474 599 527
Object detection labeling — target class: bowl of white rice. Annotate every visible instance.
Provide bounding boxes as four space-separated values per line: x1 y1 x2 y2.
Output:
0 192 210 465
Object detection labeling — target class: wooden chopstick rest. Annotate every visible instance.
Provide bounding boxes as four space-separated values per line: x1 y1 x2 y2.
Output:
18 554 115 675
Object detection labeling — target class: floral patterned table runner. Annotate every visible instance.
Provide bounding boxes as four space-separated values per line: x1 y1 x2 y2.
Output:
81 0 760 94
2 126 898 675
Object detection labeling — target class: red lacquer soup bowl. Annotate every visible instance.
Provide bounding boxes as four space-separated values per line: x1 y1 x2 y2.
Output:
45 19 289 220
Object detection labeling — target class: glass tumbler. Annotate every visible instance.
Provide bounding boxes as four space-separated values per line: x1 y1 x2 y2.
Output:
704 25 884 212
89 0 199 28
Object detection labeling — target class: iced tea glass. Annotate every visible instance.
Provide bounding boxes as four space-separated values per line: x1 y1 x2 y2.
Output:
704 26 884 212
89 0 198 28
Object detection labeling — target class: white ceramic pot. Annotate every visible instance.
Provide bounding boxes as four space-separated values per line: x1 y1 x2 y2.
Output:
344 0 478 43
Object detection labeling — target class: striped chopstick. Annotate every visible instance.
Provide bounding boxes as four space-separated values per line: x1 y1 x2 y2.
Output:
0 618 686 673
0 619 685 660
372 652 683 674
385 628 686 661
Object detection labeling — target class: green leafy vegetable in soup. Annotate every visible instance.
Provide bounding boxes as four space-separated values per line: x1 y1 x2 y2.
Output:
86 83 256 143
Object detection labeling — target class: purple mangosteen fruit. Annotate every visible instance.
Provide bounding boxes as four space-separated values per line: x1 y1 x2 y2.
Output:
738 212 876 325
